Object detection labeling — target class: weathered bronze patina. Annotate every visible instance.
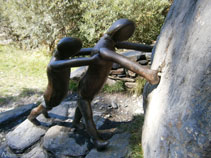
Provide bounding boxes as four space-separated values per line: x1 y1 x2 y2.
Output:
72 19 159 150
27 37 96 125
28 19 160 150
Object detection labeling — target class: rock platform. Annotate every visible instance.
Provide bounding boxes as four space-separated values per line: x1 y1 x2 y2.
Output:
0 93 144 158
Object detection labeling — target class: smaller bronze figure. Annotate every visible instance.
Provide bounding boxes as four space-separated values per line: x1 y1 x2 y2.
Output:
27 37 96 125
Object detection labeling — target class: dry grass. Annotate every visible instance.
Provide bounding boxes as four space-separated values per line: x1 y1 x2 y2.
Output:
0 45 50 104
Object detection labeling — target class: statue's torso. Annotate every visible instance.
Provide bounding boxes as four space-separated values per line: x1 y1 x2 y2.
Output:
44 61 70 107
79 35 115 100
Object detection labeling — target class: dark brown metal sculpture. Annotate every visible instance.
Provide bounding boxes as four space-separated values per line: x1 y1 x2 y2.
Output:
71 19 159 150
28 18 160 150
27 37 95 125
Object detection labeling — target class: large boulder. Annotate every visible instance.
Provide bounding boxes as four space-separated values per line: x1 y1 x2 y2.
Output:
142 0 211 157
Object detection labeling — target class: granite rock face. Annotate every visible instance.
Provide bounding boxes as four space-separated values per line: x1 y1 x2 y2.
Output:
142 0 211 157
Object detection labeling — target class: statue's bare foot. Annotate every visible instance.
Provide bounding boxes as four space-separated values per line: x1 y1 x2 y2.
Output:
92 139 109 151
27 117 41 126
42 110 50 118
148 69 160 85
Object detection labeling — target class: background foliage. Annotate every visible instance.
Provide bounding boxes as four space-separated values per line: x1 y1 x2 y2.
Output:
0 0 82 50
0 0 170 50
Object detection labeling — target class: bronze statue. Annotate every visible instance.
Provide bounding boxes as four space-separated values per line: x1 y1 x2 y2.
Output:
71 19 160 150
28 18 160 150
27 37 96 125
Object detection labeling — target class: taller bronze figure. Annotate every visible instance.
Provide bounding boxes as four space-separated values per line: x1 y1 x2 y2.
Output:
72 19 160 150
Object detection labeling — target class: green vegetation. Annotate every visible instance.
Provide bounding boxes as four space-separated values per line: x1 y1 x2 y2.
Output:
0 0 171 50
79 0 170 46
69 80 79 92
0 45 49 98
102 80 126 93
130 77 147 96
129 115 145 158
119 115 145 158
0 0 81 51
102 77 147 96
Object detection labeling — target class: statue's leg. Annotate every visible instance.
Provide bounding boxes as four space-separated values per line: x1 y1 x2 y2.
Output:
42 107 50 118
72 106 84 129
28 104 46 125
77 98 109 150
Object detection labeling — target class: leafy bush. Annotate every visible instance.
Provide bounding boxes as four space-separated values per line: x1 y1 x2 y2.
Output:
0 0 81 50
129 77 147 96
69 80 79 92
78 0 170 47
0 0 170 49
103 80 126 93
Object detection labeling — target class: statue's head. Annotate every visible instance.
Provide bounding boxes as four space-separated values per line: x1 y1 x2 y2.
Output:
55 37 82 59
106 19 135 42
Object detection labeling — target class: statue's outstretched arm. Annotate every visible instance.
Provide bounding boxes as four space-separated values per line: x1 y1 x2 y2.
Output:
115 41 153 52
74 48 93 56
99 48 159 84
49 55 97 69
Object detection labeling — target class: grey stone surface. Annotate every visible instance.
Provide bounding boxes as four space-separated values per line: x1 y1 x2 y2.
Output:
0 104 36 126
21 145 48 158
122 50 143 62
36 102 70 126
112 63 121 70
37 114 54 127
67 101 77 120
110 68 124 75
125 82 136 89
142 82 158 114
85 133 130 158
105 78 117 86
139 60 148 65
70 66 87 81
48 102 69 121
142 0 211 157
93 111 106 129
0 144 17 158
111 101 118 109
43 125 89 157
145 53 152 61
6 119 46 154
